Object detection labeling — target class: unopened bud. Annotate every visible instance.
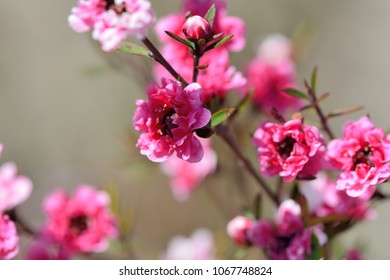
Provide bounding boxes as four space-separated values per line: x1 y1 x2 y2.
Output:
182 15 212 41
227 216 252 246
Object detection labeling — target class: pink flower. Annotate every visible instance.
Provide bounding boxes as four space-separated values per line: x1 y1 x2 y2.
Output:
161 138 217 201
0 144 3 157
327 116 390 197
253 119 326 182
133 79 211 163
227 216 252 246
27 230 71 260
346 248 363 260
182 15 212 40
243 34 302 114
248 200 326 260
154 0 246 101
0 162 33 212
43 185 118 253
69 0 156 51
0 214 19 259
300 173 375 220
162 228 215 260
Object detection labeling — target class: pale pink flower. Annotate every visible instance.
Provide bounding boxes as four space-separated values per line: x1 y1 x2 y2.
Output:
43 185 117 253
162 228 215 260
161 138 217 201
300 173 375 220
248 199 326 260
227 216 252 246
244 34 301 114
0 214 19 259
253 119 326 182
154 0 246 101
26 230 71 260
69 0 155 51
327 116 390 197
133 79 211 163
0 162 33 212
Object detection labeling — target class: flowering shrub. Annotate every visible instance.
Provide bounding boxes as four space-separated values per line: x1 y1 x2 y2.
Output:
2 0 390 260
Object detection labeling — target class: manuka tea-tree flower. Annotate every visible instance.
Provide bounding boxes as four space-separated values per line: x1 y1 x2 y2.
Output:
4 0 388 260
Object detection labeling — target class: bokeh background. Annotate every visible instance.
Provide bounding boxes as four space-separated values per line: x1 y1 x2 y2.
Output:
1 0 390 259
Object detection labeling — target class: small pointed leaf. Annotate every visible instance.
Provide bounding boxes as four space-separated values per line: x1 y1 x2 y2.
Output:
205 35 234 52
311 66 318 91
327 106 364 119
165 31 195 49
283 88 310 100
204 4 216 28
309 233 322 260
210 108 236 127
117 42 152 58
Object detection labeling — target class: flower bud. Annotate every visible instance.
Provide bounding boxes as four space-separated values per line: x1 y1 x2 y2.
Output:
227 216 252 246
182 15 211 41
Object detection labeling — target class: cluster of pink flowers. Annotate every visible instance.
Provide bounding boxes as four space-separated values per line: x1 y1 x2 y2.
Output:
154 0 246 101
68 0 156 51
41 185 117 254
133 79 211 163
161 138 217 201
253 118 326 182
244 34 301 114
247 200 326 260
327 116 390 197
162 228 215 260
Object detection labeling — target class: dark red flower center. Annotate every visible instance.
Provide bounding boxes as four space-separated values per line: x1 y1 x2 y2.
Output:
353 145 374 169
277 136 296 159
155 107 179 137
105 0 125 14
69 215 89 235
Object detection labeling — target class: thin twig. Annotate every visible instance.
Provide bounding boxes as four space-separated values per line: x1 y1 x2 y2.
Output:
215 125 279 206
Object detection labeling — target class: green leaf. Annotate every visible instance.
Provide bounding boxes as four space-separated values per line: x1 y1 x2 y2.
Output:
117 42 152 58
283 88 310 100
204 4 216 28
253 193 262 220
165 31 195 49
204 35 234 52
311 66 318 91
327 106 364 118
306 214 351 227
210 108 236 127
309 233 322 260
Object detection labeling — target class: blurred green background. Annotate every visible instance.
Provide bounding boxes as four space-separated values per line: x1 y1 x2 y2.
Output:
1 0 390 259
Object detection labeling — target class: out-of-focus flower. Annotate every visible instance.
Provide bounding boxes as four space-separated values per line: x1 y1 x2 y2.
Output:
346 248 363 260
300 173 375 220
0 144 3 157
253 119 326 182
154 0 246 102
162 228 215 260
68 0 156 51
227 215 252 246
0 214 19 259
26 230 71 260
0 162 33 212
161 138 217 201
243 34 302 114
133 79 211 163
43 185 117 253
248 200 326 260
182 15 212 41
327 116 390 197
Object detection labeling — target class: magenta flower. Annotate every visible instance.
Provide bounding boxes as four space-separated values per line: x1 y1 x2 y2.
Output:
162 228 215 260
27 230 71 260
327 116 390 197
0 162 33 212
69 0 156 51
244 34 302 114
133 79 211 163
227 215 252 246
248 200 326 260
182 15 212 41
300 173 375 220
161 138 217 201
0 214 19 259
154 0 246 101
43 185 117 253
253 119 326 182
